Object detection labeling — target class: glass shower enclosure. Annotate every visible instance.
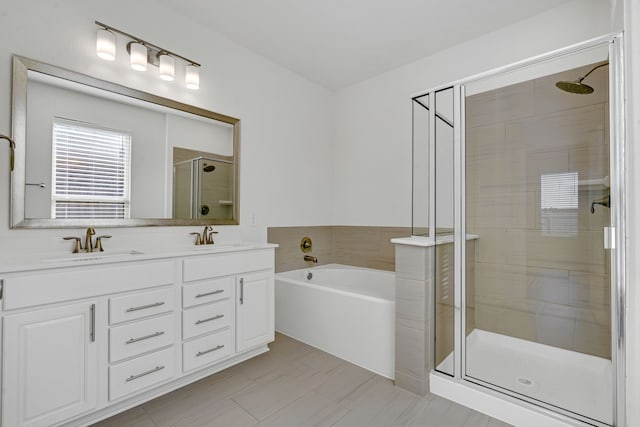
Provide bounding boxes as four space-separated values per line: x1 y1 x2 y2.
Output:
412 34 625 426
173 156 234 220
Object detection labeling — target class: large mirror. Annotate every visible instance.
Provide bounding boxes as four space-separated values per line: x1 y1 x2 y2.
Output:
11 55 240 228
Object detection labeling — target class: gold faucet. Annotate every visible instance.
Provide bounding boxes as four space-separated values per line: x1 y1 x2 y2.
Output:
189 226 219 246
63 227 103 253
204 225 219 245
85 227 96 252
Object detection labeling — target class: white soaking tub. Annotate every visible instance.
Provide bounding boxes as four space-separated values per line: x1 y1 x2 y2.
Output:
275 264 395 378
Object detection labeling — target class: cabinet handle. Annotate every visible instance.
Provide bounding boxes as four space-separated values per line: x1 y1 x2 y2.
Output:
126 331 165 344
125 365 165 382
196 344 224 357
195 314 224 325
240 278 244 305
126 301 165 312
195 289 224 298
90 304 96 342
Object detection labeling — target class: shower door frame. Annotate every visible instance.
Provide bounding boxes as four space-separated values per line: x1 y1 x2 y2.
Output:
427 32 625 426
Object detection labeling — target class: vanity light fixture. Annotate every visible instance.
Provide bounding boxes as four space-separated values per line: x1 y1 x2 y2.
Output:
159 53 175 81
96 28 116 61
128 42 147 71
95 21 201 89
185 64 200 90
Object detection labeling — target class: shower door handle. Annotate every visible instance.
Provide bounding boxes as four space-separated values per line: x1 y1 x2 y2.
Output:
604 226 616 249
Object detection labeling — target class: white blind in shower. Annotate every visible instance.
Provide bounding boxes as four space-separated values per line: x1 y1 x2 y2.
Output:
52 119 131 219
540 172 578 236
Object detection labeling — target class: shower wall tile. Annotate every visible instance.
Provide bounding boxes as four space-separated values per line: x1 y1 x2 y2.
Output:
505 229 606 274
466 64 611 359
465 81 534 128
569 272 611 308
574 320 611 359
267 226 335 273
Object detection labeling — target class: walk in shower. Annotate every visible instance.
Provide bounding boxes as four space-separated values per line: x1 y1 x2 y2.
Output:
173 155 234 220
412 34 625 426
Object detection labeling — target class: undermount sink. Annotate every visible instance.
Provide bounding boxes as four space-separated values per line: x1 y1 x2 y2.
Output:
186 243 247 251
42 250 144 263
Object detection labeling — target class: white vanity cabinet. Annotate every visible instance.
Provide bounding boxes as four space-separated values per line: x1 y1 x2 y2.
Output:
0 245 275 427
3 301 99 427
181 249 275 372
236 271 274 352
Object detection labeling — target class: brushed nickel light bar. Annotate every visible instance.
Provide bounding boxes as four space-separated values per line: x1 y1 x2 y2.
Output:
95 21 200 89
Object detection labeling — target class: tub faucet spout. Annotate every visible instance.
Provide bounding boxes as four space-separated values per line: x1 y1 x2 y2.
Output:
304 255 318 263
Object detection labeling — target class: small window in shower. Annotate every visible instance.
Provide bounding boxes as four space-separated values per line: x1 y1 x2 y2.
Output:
540 172 578 237
51 119 131 219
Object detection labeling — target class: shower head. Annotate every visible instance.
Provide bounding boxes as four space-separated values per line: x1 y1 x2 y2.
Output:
555 62 608 95
203 164 216 172
555 80 594 94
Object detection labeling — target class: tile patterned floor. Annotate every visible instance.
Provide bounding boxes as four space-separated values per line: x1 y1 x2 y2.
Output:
92 333 511 427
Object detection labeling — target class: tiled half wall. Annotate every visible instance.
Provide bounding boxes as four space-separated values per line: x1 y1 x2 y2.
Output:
267 226 411 273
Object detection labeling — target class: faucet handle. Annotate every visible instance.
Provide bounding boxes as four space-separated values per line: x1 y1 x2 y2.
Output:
190 232 203 246
206 229 219 245
63 236 82 254
95 235 112 252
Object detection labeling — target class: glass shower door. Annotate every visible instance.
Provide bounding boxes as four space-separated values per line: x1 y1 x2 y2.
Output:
463 44 614 425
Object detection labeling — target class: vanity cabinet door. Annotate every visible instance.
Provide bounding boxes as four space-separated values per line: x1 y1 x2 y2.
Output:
3 301 98 427
236 271 274 352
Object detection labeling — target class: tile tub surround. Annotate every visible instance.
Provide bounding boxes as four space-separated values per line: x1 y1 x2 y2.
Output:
268 226 410 273
466 62 611 359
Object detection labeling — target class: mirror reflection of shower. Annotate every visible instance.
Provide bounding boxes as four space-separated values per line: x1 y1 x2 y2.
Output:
173 148 234 220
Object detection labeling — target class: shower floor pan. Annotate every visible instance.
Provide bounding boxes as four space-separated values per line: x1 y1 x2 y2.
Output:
437 329 612 425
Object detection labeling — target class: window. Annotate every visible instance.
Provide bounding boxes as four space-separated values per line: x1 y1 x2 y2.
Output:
52 119 131 219
540 172 578 237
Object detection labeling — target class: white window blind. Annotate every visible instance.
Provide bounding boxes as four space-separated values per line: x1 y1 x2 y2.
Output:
540 172 578 236
52 119 131 219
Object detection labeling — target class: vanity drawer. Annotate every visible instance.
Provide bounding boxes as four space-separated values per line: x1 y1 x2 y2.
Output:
3 260 176 310
183 328 233 372
110 287 175 325
109 347 175 401
109 313 175 363
182 249 273 282
182 299 231 339
182 277 233 308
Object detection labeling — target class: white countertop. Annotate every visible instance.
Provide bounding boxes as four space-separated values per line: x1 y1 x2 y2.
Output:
0 242 278 274
390 234 479 247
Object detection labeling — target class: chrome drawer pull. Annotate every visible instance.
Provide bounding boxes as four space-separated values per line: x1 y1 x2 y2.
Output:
195 314 224 325
126 331 165 344
126 301 165 312
196 344 224 357
195 289 224 298
125 365 165 382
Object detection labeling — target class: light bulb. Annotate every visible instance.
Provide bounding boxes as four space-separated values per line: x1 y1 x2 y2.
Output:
159 54 175 81
185 64 200 89
129 42 147 71
96 28 116 61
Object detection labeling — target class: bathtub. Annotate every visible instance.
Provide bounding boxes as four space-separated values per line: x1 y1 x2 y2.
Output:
275 264 395 378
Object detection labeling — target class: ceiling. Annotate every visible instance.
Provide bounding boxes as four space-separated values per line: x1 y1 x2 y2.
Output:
155 0 574 90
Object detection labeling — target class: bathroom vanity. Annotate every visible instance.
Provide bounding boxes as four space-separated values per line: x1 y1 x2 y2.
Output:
0 244 275 427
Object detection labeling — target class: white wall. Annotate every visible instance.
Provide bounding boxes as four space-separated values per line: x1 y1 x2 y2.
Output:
332 0 613 226
0 0 334 255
